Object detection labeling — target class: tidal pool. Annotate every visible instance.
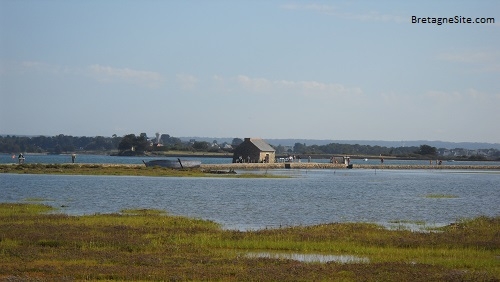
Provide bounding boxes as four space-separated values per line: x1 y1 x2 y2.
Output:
245 252 369 263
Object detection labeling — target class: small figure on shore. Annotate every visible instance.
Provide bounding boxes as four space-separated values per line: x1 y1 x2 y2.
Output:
308 156 311 163
430 160 432 165
380 158 384 164
71 154 76 163
18 153 25 164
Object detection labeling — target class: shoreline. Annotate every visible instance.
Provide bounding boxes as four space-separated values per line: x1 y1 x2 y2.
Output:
2 162 500 171
200 162 500 170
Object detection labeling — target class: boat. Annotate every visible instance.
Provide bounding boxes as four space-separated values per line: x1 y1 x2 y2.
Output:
142 158 201 169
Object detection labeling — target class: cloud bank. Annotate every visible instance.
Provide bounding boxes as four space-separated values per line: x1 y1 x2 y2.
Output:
88 65 164 88
235 75 362 96
281 4 405 23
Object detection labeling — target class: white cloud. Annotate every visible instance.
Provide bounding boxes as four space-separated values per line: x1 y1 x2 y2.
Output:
237 75 272 92
342 11 405 23
176 73 198 90
437 51 498 64
12 61 65 74
281 3 335 14
280 3 404 23
381 91 413 104
424 88 493 103
425 90 462 102
88 65 163 88
21 61 45 69
437 51 500 73
2 61 166 88
235 75 362 96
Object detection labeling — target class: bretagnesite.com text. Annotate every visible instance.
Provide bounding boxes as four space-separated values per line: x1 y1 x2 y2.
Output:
411 15 495 26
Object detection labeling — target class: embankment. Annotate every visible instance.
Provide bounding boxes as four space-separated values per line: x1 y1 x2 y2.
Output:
200 163 500 170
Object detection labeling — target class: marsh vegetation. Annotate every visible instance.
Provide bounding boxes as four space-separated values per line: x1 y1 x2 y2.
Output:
0 164 285 178
0 203 498 281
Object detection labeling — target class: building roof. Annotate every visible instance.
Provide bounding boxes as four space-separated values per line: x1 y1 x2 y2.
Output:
248 138 275 152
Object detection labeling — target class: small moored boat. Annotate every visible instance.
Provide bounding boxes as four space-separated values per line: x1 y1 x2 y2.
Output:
142 158 201 169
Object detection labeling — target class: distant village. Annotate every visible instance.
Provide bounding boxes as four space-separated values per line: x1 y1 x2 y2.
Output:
437 148 497 159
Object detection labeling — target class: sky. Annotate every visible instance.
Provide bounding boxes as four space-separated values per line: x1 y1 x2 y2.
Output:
1 1 499 143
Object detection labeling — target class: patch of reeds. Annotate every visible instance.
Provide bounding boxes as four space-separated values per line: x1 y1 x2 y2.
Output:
0 203 498 281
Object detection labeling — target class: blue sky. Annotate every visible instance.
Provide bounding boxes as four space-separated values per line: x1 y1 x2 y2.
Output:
1 1 499 143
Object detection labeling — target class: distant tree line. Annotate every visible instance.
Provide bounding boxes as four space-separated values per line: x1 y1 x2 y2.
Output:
0 134 120 154
276 143 499 160
1 134 498 160
0 134 241 155
276 142 434 158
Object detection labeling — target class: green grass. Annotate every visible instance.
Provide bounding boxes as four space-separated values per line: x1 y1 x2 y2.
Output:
0 163 287 178
0 203 498 281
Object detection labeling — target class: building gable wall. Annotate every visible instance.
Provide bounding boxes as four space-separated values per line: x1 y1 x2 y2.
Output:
232 138 275 163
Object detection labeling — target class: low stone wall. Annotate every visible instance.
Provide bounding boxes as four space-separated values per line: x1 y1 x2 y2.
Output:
200 163 500 170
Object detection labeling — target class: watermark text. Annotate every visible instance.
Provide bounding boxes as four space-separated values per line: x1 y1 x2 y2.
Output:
411 16 495 26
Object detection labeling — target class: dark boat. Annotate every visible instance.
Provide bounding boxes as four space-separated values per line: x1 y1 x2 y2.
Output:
142 158 201 169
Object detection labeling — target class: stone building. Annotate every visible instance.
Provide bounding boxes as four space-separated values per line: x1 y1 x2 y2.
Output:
232 138 276 163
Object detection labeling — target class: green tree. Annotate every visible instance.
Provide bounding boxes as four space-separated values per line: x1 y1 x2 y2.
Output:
160 134 182 146
232 138 243 146
135 134 149 152
275 144 286 154
118 134 136 151
193 141 210 150
118 134 149 152
293 143 307 154
416 145 437 156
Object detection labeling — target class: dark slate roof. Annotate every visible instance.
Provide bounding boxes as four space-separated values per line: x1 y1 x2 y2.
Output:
249 138 275 152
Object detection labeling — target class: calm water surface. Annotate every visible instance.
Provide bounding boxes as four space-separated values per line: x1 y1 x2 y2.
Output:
2 153 500 167
1 169 499 230
0 154 230 165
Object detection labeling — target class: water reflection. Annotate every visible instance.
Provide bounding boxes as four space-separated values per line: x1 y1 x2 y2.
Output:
245 252 369 263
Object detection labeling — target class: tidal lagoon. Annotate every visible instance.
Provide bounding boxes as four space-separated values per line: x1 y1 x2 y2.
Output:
2 168 499 230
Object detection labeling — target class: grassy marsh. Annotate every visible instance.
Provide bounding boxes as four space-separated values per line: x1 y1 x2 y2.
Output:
0 203 498 281
0 163 286 178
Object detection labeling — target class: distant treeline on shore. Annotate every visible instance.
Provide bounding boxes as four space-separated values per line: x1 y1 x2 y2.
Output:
1 134 499 160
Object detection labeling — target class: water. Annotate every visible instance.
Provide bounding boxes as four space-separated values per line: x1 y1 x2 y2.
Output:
1 169 499 230
0 153 231 165
245 252 369 263
2 153 500 167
